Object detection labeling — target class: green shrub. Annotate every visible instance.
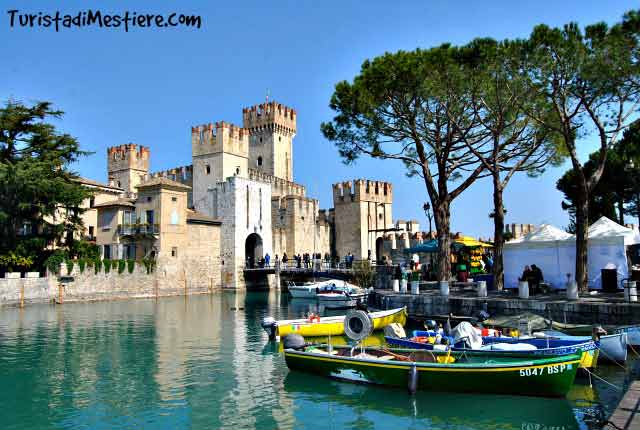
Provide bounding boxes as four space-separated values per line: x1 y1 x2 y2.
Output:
94 258 102 274
45 251 66 274
118 259 126 274
141 257 156 274
104 259 111 274
127 259 135 274
78 258 86 274
66 259 74 275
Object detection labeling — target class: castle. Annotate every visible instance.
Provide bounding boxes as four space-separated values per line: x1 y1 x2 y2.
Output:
84 100 422 289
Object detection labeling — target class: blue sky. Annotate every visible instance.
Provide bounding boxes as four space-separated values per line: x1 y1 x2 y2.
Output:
1 0 636 237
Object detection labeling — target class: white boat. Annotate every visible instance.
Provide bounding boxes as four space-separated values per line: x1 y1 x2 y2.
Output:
317 291 365 302
615 325 640 347
540 330 628 363
287 280 364 300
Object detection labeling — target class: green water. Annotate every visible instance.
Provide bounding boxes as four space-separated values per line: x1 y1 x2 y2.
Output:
0 291 637 430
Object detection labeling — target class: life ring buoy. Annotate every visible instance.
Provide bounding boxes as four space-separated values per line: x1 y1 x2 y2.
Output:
344 310 373 341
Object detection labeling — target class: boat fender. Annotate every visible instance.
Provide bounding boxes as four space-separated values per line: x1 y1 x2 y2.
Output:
282 334 306 350
408 365 418 395
261 317 277 340
344 310 373 341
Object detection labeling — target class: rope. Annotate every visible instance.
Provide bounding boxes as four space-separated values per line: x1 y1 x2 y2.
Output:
597 346 628 370
629 342 640 359
582 368 623 392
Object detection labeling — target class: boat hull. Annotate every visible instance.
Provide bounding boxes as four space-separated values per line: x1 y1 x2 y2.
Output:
288 286 318 299
284 348 580 397
276 308 407 338
541 332 627 363
385 336 598 369
615 326 640 347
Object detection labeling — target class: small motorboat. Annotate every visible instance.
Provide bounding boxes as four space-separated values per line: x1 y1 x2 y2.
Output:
287 280 363 300
283 344 581 397
386 327 599 369
261 307 407 339
317 290 365 302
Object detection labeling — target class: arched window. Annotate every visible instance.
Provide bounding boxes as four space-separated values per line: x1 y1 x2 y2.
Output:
206 164 211 175
257 156 263 167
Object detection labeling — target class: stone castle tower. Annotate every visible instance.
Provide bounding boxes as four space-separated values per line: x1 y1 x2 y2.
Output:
190 121 249 215
332 179 393 260
107 144 150 193
242 102 296 182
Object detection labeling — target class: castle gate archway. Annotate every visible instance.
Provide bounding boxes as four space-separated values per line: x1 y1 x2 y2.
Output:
245 233 263 268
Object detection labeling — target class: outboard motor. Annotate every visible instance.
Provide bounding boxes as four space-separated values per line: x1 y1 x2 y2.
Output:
261 316 277 340
282 333 306 350
424 320 437 330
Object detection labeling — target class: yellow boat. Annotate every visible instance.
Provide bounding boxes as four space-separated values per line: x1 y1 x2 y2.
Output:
272 307 407 338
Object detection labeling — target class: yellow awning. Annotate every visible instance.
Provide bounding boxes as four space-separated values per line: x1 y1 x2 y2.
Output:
454 236 493 248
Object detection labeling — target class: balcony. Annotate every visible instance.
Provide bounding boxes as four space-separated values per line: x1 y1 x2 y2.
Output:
117 223 159 236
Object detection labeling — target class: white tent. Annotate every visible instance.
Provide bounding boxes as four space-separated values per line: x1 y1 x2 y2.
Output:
504 224 575 289
504 217 640 290
586 217 640 289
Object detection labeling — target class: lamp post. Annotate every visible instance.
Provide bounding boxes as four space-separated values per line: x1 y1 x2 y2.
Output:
423 202 433 238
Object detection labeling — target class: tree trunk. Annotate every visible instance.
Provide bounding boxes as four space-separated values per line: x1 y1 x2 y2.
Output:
575 189 589 292
434 201 451 282
492 176 505 291
618 199 625 226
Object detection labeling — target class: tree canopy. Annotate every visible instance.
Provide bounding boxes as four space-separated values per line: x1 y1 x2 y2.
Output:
0 100 90 271
321 45 489 279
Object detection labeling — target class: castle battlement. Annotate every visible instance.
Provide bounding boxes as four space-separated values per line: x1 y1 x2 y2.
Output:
242 101 296 135
107 143 150 173
191 122 249 158
332 179 392 204
145 165 193 185
248 168 305 197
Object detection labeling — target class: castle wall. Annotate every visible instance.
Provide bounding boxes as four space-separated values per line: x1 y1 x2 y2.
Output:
215 177 273 289
248 169 305 198
332 180 393 261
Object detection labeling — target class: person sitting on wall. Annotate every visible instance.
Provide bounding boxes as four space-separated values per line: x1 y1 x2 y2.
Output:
530 264 544 295
519 265 532 291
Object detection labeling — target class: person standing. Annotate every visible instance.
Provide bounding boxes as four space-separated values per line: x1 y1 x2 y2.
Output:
265 253 271 267
282 253 288 268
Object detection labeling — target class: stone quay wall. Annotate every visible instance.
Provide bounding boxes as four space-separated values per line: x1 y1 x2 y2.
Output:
0 260 217 308
370 290 640 325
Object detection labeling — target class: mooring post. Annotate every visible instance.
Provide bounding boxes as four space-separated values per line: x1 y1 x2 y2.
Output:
274 261 281 289
20 283 24 308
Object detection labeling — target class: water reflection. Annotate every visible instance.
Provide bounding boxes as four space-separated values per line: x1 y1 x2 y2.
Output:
284 371 580 430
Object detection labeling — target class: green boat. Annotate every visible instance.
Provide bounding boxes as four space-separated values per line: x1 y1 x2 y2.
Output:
284 345 581 397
